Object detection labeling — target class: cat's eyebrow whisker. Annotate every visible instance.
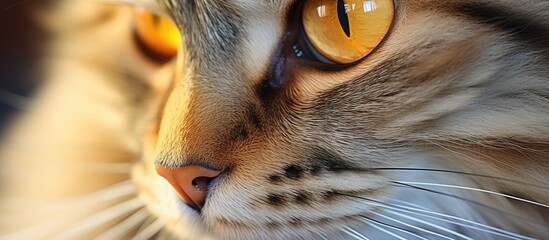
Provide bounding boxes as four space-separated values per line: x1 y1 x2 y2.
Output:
132 218 165 240
397 181 549 209
369 168 549 190
54 198 145 239
366 212 448 240
343 194 535 240
95 208 151 240
341 226 371 240
360 216 415 240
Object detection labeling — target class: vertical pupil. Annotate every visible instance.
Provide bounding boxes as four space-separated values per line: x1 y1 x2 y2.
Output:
337 0 351 37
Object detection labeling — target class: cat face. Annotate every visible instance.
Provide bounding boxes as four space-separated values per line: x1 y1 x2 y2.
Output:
0 0 547 239
127 0 549 239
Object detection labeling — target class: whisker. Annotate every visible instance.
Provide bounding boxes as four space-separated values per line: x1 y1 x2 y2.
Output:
81 162 133 174
360 216 410 240
343 194 535 240
1 142 138 158
398 181 549 208
368 213 449 240
341 226 371 240
0 180 137 222
95 208 150 240
391 180 549 231
135 214 159 235
55 198 145 239
316 233 330 240
1 196 141 239
389 181 542 225
132 218 164 240
384 210 530 240
381 209 475 240
389 199 431 211
0 163 132 178
369 168 548 190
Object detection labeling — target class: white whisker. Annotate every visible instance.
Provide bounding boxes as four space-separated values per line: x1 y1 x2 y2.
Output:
369 212 448 240
95 209 150 240
389 181 541 227
390 199 431 211
135 214 158 235
362 218 408 240
383 208 529 240
1 161 132 175
0 182 138 239
55 198 145 240
384 210 474 240
341 226 371 240
80 162 133 174
132 218 164 240
316 233 330 240
345 195 534 240
371 168 549 190
397 181 549 208
0 180 137 223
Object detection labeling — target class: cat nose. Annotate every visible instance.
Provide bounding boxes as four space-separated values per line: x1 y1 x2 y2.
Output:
155 164 223 210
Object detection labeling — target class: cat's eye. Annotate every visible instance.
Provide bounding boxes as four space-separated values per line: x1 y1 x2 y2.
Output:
134 9 181 60
302 0 394 64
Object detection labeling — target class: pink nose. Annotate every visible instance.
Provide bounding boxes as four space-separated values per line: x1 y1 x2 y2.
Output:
155 165 223 210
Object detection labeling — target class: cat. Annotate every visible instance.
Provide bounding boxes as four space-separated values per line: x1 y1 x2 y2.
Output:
0 0 548 239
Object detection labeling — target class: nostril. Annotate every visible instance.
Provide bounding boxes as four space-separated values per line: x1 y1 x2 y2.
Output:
192 177 213 194
155 164 223 210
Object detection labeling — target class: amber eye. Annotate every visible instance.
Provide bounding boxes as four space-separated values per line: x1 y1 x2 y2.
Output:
134 9 181 60
302 0 394 64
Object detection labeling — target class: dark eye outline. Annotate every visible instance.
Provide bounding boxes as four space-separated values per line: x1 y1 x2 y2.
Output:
290 0 398 67
295 22 337 65
290 2 337 65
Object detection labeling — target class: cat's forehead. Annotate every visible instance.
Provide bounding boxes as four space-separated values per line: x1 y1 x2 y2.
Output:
153 0 290 81
163 0 295 19
164 0 295 10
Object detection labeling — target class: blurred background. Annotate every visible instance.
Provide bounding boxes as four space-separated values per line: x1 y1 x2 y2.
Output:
0 0 50 132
